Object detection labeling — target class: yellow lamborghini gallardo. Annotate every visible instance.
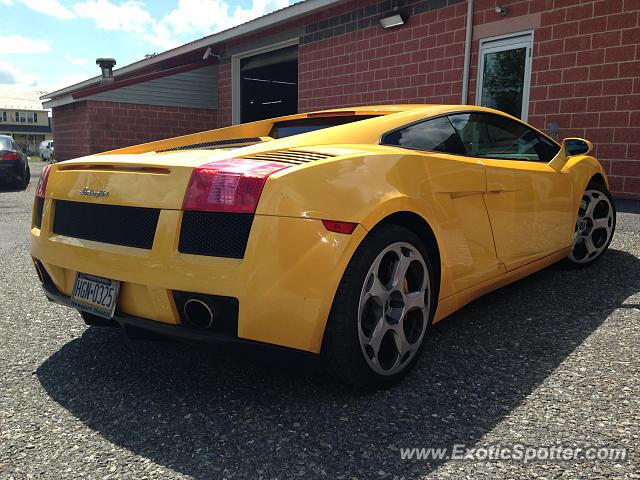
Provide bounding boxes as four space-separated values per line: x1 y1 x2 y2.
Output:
31 105 616 388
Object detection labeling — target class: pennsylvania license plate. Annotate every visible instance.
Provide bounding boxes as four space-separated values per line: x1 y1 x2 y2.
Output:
70 273 121 319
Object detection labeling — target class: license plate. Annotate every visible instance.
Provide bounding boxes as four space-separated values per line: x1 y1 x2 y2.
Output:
70 273 121 319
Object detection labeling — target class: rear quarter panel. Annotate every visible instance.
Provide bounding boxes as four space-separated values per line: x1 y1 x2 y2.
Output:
258 148 503 302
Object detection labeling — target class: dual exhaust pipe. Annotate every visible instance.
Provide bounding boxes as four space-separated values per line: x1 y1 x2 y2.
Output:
182 298 215 329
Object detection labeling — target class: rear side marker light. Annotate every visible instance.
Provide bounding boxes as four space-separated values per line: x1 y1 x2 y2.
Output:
322 220 358 235
183 159 289 213
36 164 52 198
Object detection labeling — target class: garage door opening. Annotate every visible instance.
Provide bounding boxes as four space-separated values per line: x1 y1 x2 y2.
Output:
240 45 298 123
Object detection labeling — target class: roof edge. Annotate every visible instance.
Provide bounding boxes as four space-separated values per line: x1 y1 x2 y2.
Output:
41 0 342 102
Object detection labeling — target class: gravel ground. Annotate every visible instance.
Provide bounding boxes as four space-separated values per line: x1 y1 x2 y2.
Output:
0 163 638 479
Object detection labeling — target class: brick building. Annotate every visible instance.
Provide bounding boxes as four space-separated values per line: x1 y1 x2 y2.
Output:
43 0 640 198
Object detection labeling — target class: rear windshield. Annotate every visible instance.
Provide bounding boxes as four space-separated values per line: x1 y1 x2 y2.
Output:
0 137 11 150
269 115 380 138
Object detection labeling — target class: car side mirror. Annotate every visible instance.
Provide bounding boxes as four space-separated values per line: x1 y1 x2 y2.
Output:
548 137 593 171
563 138 593 156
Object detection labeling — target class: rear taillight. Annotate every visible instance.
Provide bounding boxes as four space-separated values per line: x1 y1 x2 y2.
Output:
36 164 52 198
183 159 289 213
0 151 20 161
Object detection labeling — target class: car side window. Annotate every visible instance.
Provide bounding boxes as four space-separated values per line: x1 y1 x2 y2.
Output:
449 113 560 162
382 116 466 155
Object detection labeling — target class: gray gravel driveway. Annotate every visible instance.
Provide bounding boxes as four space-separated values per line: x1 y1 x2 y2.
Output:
1 163 638 479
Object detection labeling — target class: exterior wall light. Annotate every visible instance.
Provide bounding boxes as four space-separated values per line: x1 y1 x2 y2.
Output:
380 7 407 28
495 4 509 16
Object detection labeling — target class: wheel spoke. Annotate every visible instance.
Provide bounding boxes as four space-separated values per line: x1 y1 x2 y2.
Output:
367 319 387 356
391 249 412 289
392 328 412 358
584 235 598 255
366 273 387 300
592 217 611 231
573 228 581 243
584 194 598 219
405 291 426 312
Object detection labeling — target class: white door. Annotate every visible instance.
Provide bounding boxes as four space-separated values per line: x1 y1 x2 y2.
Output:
476 32 533 121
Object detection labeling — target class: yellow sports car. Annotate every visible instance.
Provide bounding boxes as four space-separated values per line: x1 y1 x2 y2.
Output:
31 105 616 388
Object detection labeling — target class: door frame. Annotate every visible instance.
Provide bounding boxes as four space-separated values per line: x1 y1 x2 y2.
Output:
231 38 299 125
475 31 534 121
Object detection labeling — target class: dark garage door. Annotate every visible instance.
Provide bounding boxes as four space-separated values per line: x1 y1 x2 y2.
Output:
240 45 298 123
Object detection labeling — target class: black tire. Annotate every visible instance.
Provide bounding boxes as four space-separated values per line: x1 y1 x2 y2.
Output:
16 165 30 190
563 181 616 268
322 224 437 389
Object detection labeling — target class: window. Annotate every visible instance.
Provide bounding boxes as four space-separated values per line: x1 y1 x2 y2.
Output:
16 112 37 123
477 32 533 120
381 116 466 154
269 115 380 138
449 113 559 162
0 112 6 122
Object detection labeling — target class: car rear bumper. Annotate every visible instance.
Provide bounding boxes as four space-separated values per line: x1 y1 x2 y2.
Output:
38 274 307 353
31 198 367 353
0 160 22 180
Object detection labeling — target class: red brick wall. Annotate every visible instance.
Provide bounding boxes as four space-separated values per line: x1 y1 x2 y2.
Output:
299 2 468 110
217 63 232 127
52 100 220 161
52 102 92 161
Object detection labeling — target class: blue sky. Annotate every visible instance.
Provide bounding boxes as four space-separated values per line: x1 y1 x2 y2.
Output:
0 0 292 93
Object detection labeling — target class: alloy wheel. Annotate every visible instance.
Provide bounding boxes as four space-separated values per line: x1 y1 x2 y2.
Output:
569 189 614 263
357 242 430 376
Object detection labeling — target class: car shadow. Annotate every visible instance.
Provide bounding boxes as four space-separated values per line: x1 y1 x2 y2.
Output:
0 185 25 193
615 198 640 214
37 249 640 478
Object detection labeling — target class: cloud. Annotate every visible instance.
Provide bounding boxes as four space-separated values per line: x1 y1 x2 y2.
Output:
0 59 40 87
0 70 16 84
65 54 88 65
44 73 94 93
167 0 291 33
0 34 51 54
6 0 293 52
143 0 291 50
17 0 76 19
73 0 152 33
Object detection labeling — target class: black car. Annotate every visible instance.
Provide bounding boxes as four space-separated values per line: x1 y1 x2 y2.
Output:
0 135 30 190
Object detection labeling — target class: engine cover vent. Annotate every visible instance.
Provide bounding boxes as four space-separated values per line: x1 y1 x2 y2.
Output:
156 138 263 152
241 150 335 165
